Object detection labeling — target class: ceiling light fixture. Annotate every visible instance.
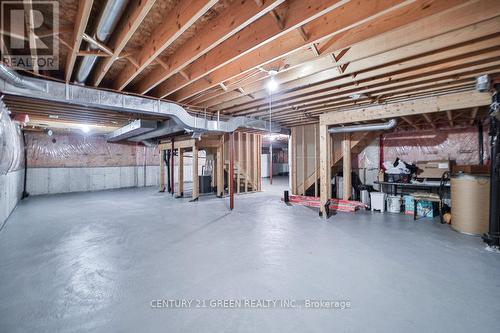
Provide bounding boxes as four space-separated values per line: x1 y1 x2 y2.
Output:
81 125 90 134
266 77 279 93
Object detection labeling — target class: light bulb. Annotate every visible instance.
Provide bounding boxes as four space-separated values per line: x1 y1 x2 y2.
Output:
266 77 279 92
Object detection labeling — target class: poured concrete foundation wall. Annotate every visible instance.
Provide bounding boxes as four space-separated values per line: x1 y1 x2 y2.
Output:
26 166 160 195
0 169 23 226
24 132 162 195
23 132 203 196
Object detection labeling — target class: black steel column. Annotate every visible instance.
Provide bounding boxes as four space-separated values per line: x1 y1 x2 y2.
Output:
485 86 500 247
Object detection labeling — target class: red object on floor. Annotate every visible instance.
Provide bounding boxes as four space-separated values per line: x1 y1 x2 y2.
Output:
282 195 367 212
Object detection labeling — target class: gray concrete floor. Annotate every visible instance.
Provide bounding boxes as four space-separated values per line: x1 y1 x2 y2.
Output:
1 176 500 332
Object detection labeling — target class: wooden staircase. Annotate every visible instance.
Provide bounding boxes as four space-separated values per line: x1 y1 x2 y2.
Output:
224 161 258 192
297 131 380 195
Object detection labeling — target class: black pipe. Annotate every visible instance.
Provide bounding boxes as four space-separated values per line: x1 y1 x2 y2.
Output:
21 130 29 199
166 150 171 193
484 87 500 247
478 120 484 165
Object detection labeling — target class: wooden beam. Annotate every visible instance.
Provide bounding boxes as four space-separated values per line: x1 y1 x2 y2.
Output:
470 107 479 125
158 0 464 102
159 139 195 150
113 0 217 91
269 9 285 30
77 50 111 57
24 0 38 74
82 33 114 56
401 116 419 130
297 26 309 42
65 0 94 82
320 91 491 126
221 26 500 115
245 133 250 192
446 110 454 127
311 43 320 57
159 149 166 192
132 0 286 94
170 139 175 194
291 127 297 194
301 126 306 194
422 113 436 129
229 133 235 209
151 0 353 99
179 70 190 81
314 124 320 197
253 133 259 191
342 133 351 200
192 141 199 200
178 148 184 196
319 124 331 217
91 0 156 86
216 137 224 196
237 132 241 193
258 134 262 191
204 11 500 110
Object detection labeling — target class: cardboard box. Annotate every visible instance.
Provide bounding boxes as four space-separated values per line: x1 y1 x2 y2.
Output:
416 160 452 179
403 195 414 215
452 164 490 174
416 201 436 218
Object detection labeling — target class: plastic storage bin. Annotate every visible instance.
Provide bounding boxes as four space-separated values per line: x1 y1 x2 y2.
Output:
370 192 387 212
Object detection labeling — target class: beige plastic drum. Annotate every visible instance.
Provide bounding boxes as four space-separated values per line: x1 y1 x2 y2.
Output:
451 174 490 235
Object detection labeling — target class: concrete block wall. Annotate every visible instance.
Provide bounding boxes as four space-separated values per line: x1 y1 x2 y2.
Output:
0 169 23 225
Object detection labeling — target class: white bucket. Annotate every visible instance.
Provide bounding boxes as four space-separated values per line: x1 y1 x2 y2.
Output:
387 195 401 213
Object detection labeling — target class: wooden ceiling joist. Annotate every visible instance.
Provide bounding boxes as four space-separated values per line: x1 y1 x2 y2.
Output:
23 0 38 74
228 42 500 116
149 0 361 99
113 0 218 91
200 7 500 110
132 0 287 94
65 0 94 82
90 0 156 86
422 113 437 129
158 0 469 102
470 107 479 125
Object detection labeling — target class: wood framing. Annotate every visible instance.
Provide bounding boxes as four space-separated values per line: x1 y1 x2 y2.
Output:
319 91 491 126
134 0 286 94
178 148 184 196
319 124 331 217
151 0 361 99
192 141 199 200
237 132 241 193
216 137 224 197
113 0 217 91
65 0 94 82
159 150 166 192
342 133 351 200
91 0 156 86
157 0 462 101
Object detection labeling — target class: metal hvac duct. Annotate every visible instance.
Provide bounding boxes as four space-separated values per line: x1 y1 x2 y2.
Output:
0 63 44 92
76 0 129 83
328 119 397 134
0 66 284 134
